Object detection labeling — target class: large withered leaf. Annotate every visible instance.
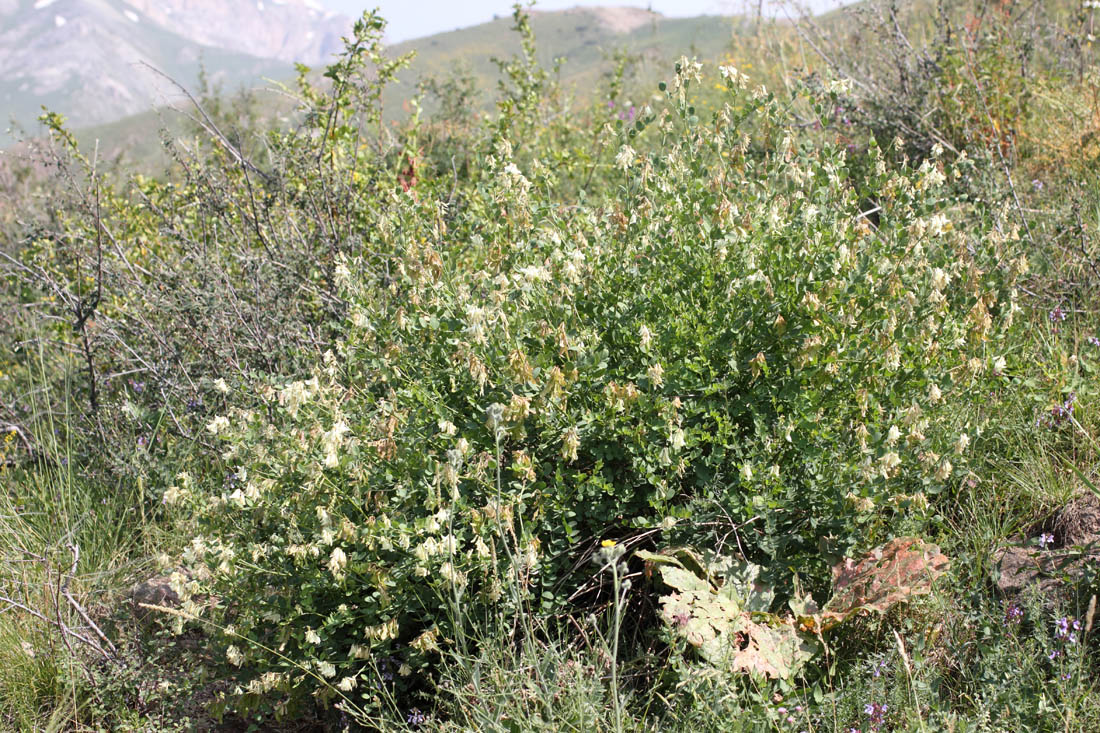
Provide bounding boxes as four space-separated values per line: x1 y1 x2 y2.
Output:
824 537 949 621
640 549 819 679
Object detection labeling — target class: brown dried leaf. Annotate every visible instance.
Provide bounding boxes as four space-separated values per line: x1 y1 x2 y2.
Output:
825 537 949 619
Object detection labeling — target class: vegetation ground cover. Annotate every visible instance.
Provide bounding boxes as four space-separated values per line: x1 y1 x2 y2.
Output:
1 1 1100 730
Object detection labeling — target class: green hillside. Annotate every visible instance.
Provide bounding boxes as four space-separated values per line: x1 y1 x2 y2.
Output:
388 9 737 97
57 8 741 170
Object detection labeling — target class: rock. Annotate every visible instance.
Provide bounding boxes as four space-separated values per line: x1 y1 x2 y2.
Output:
130 574 181 619
1055 492 1100 547
994 545 1100 595
995 493 1100 596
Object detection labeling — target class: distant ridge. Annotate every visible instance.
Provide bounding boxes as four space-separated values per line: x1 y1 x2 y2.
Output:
0 0 352 143
530 5 659 34
3 4 737 157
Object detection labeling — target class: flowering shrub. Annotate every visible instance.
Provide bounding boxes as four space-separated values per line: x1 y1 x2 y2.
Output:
137 22 1033 718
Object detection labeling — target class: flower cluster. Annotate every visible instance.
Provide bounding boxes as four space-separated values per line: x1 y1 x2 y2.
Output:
1037 392 1077 429
864 702 888 730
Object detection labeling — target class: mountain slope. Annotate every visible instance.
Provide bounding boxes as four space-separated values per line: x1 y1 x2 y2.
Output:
7 5 740 168
388 6 735 106
0 0 350 144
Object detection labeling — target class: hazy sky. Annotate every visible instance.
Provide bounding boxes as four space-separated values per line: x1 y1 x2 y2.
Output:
320 1 853 44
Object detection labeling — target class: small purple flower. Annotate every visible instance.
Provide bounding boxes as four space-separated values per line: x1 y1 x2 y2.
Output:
407 708 427 726
1055 616 1080 644
1041 393 1077 429
1032 179 1045 191
1039 532 1055 549
1004 601 1023 625
864 702 887 729
1088 336 1099 347
1050 649 1061 661
379 656 395 682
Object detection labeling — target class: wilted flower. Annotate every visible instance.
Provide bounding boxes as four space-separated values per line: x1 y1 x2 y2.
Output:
884 344 901 371
878 451 901 478
647 363 665 387
750 351 767 379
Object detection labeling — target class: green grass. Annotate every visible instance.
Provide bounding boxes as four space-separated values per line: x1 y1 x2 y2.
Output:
0 357 163 730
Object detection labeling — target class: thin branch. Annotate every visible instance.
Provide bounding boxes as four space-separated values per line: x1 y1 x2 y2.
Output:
139 62 273 184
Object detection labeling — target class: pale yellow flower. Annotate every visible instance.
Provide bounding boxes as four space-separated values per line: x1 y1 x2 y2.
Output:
928 384 943 404
328 547 347 577
561 427 580 463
